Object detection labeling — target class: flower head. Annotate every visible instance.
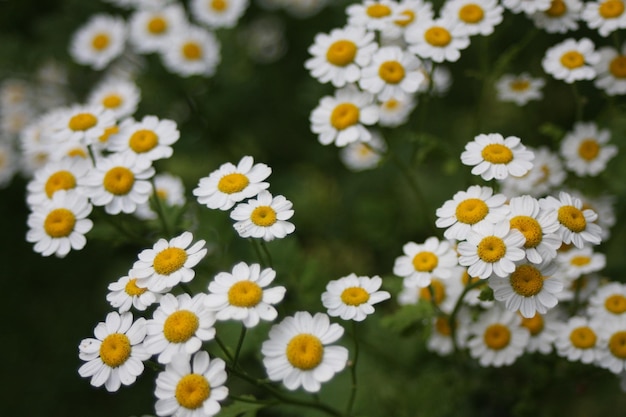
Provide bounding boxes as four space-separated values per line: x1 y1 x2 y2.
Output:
321 274 390 321
461 133 535 181
230 190 295 241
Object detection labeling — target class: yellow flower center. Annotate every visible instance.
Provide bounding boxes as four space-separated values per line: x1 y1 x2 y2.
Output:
286 334 324 370
483 324 511 350
577 139 600 161
569 326 596 349
557 205 587 233
124 278 148 296
458 4 484 23
455 198 489 225
424 26 452 47
92 33 110 51
560 51 585 69
147 16 168 34
326 40 357 67
520 313 544 336
217 173 249 194
99 125 119 143
599 0 625 18
156 189 168 200
99 333 131 368
384 98 399 109
45 170 76 198
366 4 392 17
477 236 507 263
251 206 277 227
412 251 439 272
182 42 202 60
153 247 188 276
175 374 211 410
129 129 159 153
378 61 405 84
481 143 514 164
103 166 135 196
570 255 591 266
394 10 415 26
605 294 626 314
163 310 200 343
44 208 76 238
102 94 123 109
510 215 543 248
228 281 263 307
545 0 567 16
68 113 98 131
609 56 626 78
435 316 452 336
341 286 370 306
211 0 228 11
462 270 482 286
330 103 360 130
510 264 544 297
609 331 626 359
67 148 88 158
510 80 530 91
419 279 446 305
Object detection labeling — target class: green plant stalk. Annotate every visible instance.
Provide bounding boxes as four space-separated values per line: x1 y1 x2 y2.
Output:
345 321 360 417
233 325 247 370
448 279 487 354
215 335 235 364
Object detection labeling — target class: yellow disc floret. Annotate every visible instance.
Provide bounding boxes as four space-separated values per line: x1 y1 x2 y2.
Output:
569 326 596 349
599 0 625 18
546 0 567 17
228 281 263 307
102 94 123 109
182 42 202 60
455 198 489 225
175 374 211 409
129 129 159 153
477 236 507 263
217 173 249 194
483 324 511 350
211 0 228 11
481 143 514 164
419 279 446 305
510 215 543 248
609 56 626 78
424 26 452 47
286 334 324 370
341 287 370 306
100 333 131 368
103 166 135 196
412 251 439 272
45 170 77 198
520 314 544 336
163 310 200 343
44 208 76 238
560 51 585 69
326 40 357 67
147 16 168 34
92 33 110 51
510 80 530 91
366 4 392 17
557 205 587 233
251 206 277 227
435 316 452 336
510 264 544 297
378 61 405 84
330 103 360 130
577 139 600 161
458 4 485 23
68 113 98 131
605 294 626 314
394 10 415 26
154 247 188 275
609 331 626 359
125 278 148 297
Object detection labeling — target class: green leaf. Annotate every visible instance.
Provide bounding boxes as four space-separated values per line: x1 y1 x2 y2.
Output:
478 286 494 302
380 301 434 335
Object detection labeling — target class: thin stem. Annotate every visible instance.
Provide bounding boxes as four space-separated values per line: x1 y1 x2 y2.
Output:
260 240 274 269
179 282 194 296
345 321 360 417
250 238 266 267
228 394 278 406
214 335 235 364
448 279 487 354
151 178 173 238
233 325 248 369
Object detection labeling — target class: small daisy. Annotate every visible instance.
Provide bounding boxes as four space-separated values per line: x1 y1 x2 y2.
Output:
435 185 510 241
51 104 116 146
377 95 417 127
304 26 378 88
581 0 626 37
80 152 155 215
597 316 626 374
466 307 530 367
541 37 600 83
427 312 471 355
457 221 526 279
557 272 600 303
310 85 379 147
144 293 216 364
321 274 390 321
192 155 271 211
155 351 228 417
440 0 504 36
419 61 453 95
556 245 606 280
495 73 545 106
135 172 187 220
594 43 626 95
359 45 425 100
499 147 566 198
539 191 602 248
397 276 463 314
204 262 286 328
78 311 149 392
489 260 563 318
108 115 180 161
69 14 127 70
575 191 616 240
261 311 349 392
339 130 387 171
393 236 459 288
128 4 188 54
404 17 471 63
346 0 400 33
160 25 221 77
560 122 617 177
520 310 561 354
131 231 207 292
530 0 583 33
382 0 434 41
555 316 601 364
107 273 162 313
190 0 250 29
87 77 141 120
26 190 93 258
461 133 535 181
587 282 626 320
26 157 92 207
502 0 551 14
230 190 295 241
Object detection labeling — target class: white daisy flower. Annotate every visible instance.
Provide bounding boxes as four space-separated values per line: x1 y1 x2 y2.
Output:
134 172 187 220
108 115 180 161
457 221 527 279
80 152 155 215
205 262 286 328
310 85 379 147
107 273 162 313
404 17 471 63
359 45 425 100
155 351 228 417
581 0 626 37
69 14 127 70
26 190 93 258
495 73 545 106
594 43 626 95
555 316 601 364
192 155 271 211
573 191 616 240
144 293 216 364
51 104 117 146
129 4 188 54
230 190 295 241
190 0 249 29
530 0 583 33
398 276 463 314
588 282 626 320
435 185 510 241
461 133 535 181
520 310 561 354
507 195 562 264
131 231 208 292
489 260 563 318
261 311 349 392
78 311 149 392
393 236 459 288
441 0 504 36
560 122 617 176
339 130 387 171
321 274 390 321
87 77 141 120
26 157 92 207
346 0 400 33
556 271 601 303
427 312 471 355
466 307 530 367
502 0 551 14
597 316 626 374
381 0 434 41
377 95 417 127
541 37 600 83
539 191 602 248
160 25 221 77
305 26 378 88
556 245 606 280
499 146 566 198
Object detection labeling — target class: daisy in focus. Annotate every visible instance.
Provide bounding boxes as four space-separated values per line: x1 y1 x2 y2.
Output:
189 0 250 29
261 311 349 392
440 0 504 36
495 73 545 106
541 37 600 83
539 191 602 248
26 157 92 207
87 77 141 120
321 273 390 321
559 122 617 177
107 273 162 313
108 115 180 161
461 133 535 181
404 17 471 63
594 43 626 95
204 262 286 328
393 236 459 288
160 25 221 77
51 104 116 146
69 14 127 70
230 190 295 241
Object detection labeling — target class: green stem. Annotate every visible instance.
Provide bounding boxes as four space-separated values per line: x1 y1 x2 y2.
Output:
228 394 278 406
250 238 266 267
260 240 274 269
215 335 235 364
179 282 194 296
233 325 247 369
448 279 487 354
345 321 360 417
